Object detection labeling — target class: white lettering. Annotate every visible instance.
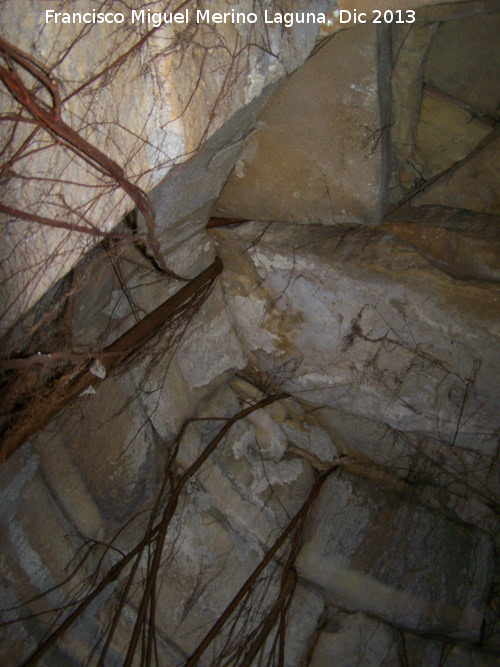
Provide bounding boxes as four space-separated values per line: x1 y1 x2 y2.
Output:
197 9 210 23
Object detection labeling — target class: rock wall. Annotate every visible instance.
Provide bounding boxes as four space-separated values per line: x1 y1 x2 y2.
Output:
1 1 499 665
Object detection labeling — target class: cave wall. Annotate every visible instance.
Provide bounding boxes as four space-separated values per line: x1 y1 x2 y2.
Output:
1 1 500 665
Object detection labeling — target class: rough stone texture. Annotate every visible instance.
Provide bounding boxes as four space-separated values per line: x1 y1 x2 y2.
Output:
310 611 398 666
416 0 500 22
1 2 500 664
391 6 500 207
391 22 438 177
284 585 324 666
424 12 500 118
321 0 471 35
381 205 500 282
412 86 493 181
215 23 391 225
411 133 500 214
403 631 500 666
310 613 500 666
137 497 269 664
315 404 500 541
32 372 159 525
0 0 336 335
135 281 246 441
0 445 113 665
174 381 323 549
211 221 500 453
296 471 494 639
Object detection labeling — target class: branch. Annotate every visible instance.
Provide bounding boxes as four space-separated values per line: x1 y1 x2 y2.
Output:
0 257 223 466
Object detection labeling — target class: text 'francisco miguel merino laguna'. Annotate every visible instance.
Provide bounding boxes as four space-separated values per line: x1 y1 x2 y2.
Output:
45 8 333 28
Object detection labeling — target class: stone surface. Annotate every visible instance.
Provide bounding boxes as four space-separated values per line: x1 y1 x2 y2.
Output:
0 446 112 665
215 23 391 225
424 12 500 118
321 0 472 35
136 281 246 441
391 22 438 176
310 611 398 666
296 471 494 639
1 1 500 663
381 205 500 282
412 86 493 181
211 221 500 452
316 403 500 540
175 382 319 549
284 586 324 666
0 0 335 335
403 631 500 666
411 133 500 214
35 372 158 525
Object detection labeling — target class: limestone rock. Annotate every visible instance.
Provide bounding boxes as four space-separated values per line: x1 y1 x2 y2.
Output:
135 281 246 441
391 23 438 175
403 631 500 666
424 12 500 118
0 0 334 334
310 611 398 666
412 86 493 181
211 221 500 453
215 23 391 225
381 205 500 282
175 384 317 548
284 586 324 666
411 133 500 214
315 403 500 539
296 471 494 639
37 373 158 524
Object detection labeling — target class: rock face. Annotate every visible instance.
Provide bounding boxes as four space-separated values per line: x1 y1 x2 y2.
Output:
211 219 500 453
424 11 500 118
1 1 500 665
393 9 500 212
0 0 336 335
296 471 493 639
215 23 392 225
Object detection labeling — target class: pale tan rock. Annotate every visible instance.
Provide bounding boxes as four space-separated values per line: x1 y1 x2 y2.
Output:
321 0 471 34
424 12 500 117
412 86 493 181
416 0 500 22
412 133 500 214
215 23 390 225
391 23 438 172
381 205 500 281
310 612 398 666
0 0 332 334
284 586 324 666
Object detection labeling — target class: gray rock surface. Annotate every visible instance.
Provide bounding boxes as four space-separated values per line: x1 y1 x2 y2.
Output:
211 221 500 453
296 471 494 639
310 611 398 666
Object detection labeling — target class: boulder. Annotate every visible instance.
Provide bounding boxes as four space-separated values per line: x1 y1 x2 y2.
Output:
381 205 500 282
411 86 492 182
